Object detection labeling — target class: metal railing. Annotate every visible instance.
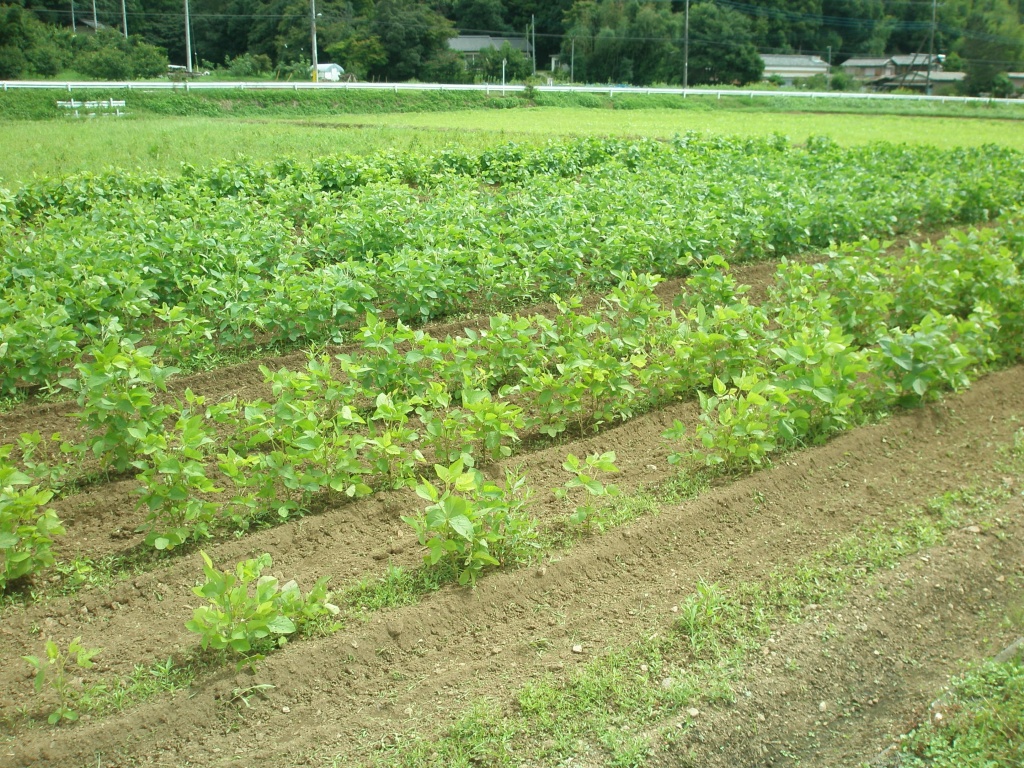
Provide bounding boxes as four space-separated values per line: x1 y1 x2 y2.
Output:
1 79 1021 107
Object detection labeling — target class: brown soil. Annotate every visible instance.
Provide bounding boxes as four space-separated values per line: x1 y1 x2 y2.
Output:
2 249 1022 768
1 362 1022 767
650 489 1024 768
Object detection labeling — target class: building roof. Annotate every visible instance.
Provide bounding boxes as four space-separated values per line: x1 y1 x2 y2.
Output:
890 53 940 66
448 35 532 55
761 54 828 68
316 63 344 72
841 57 891 68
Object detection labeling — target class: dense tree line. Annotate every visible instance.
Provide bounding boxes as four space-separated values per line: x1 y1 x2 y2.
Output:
0 3 166 78
1 0 1022 91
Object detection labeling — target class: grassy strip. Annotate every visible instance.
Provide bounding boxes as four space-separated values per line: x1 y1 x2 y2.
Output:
884 650 1024 768
345 477 1018 767
4 87 1024 122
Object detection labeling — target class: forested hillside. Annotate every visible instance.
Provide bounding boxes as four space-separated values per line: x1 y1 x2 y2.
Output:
2 0 1023 91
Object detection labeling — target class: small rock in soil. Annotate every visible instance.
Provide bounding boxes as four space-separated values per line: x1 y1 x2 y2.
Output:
965 525 982 534
572 644 583 654
662 678 674 689
818 701 828 712
687 708 700 718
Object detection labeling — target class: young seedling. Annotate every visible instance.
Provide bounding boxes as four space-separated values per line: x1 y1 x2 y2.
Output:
22 637 103 724
403 460 537 586
555 451 621 533
186 551 339 661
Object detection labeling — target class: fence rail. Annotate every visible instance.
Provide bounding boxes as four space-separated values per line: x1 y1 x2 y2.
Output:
1 79 1021 107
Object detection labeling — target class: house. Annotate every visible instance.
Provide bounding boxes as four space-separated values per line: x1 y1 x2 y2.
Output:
877 70 964 94
448 35 532 63
890 53 942 76
314 63 345 82
1008 73 1024 93
840 57 895 82
760 54 829 86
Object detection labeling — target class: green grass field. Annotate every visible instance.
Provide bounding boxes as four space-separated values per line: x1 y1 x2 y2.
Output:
3 98 1024 185
0 119 510 185
319 106 1024 150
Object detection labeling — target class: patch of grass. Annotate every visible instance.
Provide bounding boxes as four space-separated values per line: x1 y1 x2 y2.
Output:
0 117 527 186
341 564 449 614
315 106 1024 151
888 650 1024 768
0 552 153 615
79 654 204 717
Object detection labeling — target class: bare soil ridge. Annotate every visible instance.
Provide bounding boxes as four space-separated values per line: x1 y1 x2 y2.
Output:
2 359 1022 766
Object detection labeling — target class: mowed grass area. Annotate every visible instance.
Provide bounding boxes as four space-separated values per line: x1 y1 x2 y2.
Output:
314 106 1024 150
3 100 1024 185
0 118 515 185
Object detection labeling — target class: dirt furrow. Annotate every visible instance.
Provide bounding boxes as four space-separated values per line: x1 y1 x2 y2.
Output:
652 495 1024 768
4 366 1022 768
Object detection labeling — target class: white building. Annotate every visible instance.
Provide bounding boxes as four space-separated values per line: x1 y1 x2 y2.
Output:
761 54 829 86
315 63 345 82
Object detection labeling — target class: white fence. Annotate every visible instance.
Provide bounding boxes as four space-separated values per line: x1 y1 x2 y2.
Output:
1 79 1021 107
56 98 127 117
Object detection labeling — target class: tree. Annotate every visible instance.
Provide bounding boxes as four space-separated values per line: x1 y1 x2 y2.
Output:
420 48 471 81
474 39 529 80
324 31 387 79
743 0 822 52
959 0 1024 95
454 0 509 33
369 0 455 80
671 2 763 85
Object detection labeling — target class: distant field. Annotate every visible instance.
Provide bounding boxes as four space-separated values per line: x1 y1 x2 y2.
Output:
0 119 511 185
313 106 1024 150
2 100 1024 185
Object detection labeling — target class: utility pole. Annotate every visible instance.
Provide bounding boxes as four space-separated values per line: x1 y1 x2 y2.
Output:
71 0 76 32
925 0 937 95
532 15 538 75
683 0 690 89
91 0 97 29
184 0 192 73
570 38 575 84
121 0 128 38
311 0 319 82
827 45 832 89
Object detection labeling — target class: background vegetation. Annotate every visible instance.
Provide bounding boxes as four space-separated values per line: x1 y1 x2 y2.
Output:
0 0 1022 92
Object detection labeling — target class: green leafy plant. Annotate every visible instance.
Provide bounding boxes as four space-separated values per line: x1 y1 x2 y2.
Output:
61 336 178 473
1 446 66 591
185 551 339 658
555 451 621 533
667 374 797 471
14 431 72 489
22 637 103 724
403 460 537 586
133 394 223 550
